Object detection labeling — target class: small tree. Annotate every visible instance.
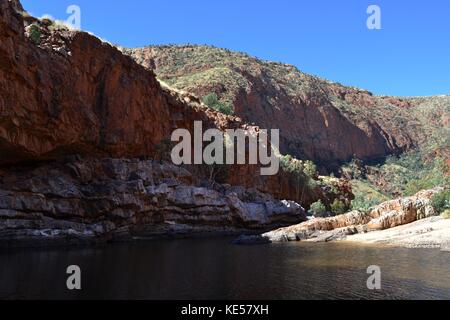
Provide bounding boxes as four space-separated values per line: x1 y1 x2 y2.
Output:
431 189 450 215
304 160 317 177
216 103 234 116
202 93 234 116
331 199 347 215
309 200 327 218
29 25 41 44
203 93 219 107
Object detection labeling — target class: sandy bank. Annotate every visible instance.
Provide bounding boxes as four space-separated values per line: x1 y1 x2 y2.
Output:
343 216 450 250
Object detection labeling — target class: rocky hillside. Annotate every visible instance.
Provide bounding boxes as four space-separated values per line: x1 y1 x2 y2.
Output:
129 45 450 171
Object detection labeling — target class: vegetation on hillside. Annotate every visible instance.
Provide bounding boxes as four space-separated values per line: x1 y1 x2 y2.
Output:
431 189 450 215
343 144 449 212
280 155 351 215
330 198 347 215
280 155 317 202
309 200 327 217
28 24 40 44
349 179 389 212
202 93 234 115
280 155 317 184
130 45 449 149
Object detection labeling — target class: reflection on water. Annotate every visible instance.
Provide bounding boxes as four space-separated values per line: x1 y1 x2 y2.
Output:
0 239 449 300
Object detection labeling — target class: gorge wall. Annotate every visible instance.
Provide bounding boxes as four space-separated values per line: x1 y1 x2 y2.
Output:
130 45 449 171
0 158 307 246
0 0 350 244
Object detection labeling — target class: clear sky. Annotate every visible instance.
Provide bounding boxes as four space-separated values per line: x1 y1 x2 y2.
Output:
21 0 450 97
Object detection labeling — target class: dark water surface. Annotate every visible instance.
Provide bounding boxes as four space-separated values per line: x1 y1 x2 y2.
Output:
0 238 449 300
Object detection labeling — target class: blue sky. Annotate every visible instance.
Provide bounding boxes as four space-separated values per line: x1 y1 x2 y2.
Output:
21 0 450 97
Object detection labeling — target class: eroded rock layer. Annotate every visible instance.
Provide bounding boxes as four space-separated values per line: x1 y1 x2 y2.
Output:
235 188 443 244
0 158 306 246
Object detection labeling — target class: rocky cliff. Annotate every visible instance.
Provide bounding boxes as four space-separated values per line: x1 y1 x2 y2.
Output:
0 158 307 246
129 45 450 171
0 0 225 164
0 0 350 208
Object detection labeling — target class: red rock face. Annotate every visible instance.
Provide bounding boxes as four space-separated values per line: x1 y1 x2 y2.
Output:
130 46 448 171
232 86 398 170
0 1 230 164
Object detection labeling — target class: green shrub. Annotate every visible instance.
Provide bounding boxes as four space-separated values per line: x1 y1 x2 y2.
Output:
303 160 317 177
203 93 219 107
202 93 234 116
404 158 449 196
431 189 450 215
350 180 388 212
280 155 319 201
216 104 234 116
331 199 347 215
309 200 327 218
29 25 41 44
351 197 380 213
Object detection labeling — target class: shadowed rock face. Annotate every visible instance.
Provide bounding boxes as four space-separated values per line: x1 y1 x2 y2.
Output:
130 45 450 170
0 158 306 246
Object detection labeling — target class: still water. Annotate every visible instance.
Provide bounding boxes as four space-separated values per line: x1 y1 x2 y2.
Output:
0 238 449 300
